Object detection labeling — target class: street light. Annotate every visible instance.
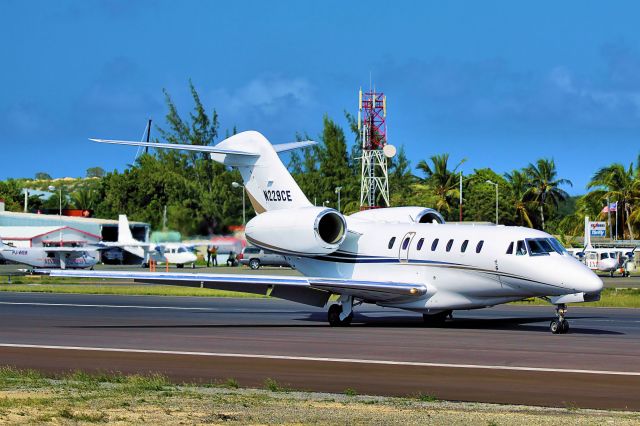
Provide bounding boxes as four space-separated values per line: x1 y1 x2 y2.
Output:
48 185 63 246
334 186 342 212
48 185 62 217
485 180 498 225
231 182 245 226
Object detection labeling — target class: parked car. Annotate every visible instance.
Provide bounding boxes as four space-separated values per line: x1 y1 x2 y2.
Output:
238 246 289 269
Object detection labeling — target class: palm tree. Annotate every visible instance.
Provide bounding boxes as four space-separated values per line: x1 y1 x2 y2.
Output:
70 187 99 211
525 159 572 230
586 158 639 240
504 170 533 227
416 154 465 214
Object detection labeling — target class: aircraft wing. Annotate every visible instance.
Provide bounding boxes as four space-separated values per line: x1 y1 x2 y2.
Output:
36 270 427 307
40 247 97 253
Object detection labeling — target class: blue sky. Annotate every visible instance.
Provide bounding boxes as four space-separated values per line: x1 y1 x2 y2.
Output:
1 1 639 194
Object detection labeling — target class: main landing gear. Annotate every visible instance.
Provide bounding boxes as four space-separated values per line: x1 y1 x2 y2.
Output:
550 303 570 334
422 310 452 327
328 295 354 327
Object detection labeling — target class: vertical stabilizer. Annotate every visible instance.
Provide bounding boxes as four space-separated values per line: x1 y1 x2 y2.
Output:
210 131 313 213
118 215 137 244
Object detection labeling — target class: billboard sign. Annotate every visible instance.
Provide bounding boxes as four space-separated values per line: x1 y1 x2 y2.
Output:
589 221 606 237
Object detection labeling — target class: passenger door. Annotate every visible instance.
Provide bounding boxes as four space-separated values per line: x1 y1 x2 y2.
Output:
398 232 416 263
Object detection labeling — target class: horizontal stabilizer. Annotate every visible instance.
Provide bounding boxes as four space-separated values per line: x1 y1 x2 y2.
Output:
273 140 316 153
90 139 259 156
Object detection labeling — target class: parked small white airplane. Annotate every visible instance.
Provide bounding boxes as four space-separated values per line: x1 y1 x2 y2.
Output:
114 215 198 268
0 239 99 269
41 131 603 334
570 217 635 277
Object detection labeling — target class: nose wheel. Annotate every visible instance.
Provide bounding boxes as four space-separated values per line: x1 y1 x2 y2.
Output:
550 304 569 334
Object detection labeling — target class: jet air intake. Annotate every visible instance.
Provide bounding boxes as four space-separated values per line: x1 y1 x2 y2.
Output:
245 207 347 255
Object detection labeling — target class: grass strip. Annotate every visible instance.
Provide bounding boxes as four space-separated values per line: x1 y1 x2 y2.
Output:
0 367 638 424
0 283 262 298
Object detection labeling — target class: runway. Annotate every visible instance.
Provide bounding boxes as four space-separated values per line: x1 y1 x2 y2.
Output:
0 292 639 410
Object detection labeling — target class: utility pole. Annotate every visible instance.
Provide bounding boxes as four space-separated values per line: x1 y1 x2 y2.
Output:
231 182 246 225
144 118 152 154
335 186 342 212
459 172 462 222
606 197 611 240
486 180 499 225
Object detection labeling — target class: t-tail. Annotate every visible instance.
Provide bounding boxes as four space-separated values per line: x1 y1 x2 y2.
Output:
90 131 315 214
117 214 146 258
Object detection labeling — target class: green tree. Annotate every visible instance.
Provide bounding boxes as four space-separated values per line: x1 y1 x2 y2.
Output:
525 159 572 230
0 180 23 211
504 169 533 227
35 172 51 180
86 167 105 178
416 154 465 217
586 159 639 239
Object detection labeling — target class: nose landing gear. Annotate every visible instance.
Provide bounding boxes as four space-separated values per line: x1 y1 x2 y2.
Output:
550 303 569 334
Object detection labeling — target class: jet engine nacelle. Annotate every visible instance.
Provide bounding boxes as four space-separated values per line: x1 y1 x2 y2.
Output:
349 206 445 224
245 207 347 255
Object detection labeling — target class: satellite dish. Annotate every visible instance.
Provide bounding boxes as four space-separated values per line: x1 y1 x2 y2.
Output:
383 144 396 158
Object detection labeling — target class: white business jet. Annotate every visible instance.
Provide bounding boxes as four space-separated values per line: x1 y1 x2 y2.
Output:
42 131 603 334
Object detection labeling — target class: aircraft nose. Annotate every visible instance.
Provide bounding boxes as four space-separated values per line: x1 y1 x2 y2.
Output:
576 268 604 294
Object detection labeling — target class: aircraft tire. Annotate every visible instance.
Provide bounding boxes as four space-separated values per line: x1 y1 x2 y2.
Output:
550 319 569 334
328 304 351 327
422 311 448 327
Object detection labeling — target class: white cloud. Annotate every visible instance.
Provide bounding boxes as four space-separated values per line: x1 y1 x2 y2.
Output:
214 76 313 117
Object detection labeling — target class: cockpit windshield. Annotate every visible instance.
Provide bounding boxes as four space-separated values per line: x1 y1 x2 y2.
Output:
526 238 565 256
548 238 568 255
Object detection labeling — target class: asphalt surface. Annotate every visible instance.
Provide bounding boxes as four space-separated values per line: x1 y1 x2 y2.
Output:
0 292 639 410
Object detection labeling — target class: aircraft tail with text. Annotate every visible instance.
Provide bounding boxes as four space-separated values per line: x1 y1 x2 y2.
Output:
90 131 315 213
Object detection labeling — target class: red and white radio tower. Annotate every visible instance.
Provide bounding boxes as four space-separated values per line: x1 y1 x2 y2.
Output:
358 87 395 208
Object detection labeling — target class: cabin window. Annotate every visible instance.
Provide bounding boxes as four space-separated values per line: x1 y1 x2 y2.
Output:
402 237 410 250
388 237 396 250
461 240 469 253
431 238 439 251
600 253 609 259
516 240 527 256
446 239 454 252
416 238 425 251
506 242 514 254
476 240 484 253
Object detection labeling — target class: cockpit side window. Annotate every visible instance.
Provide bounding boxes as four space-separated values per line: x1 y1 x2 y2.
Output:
506 242 514 254
516 240 527 256
600 253 609 259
